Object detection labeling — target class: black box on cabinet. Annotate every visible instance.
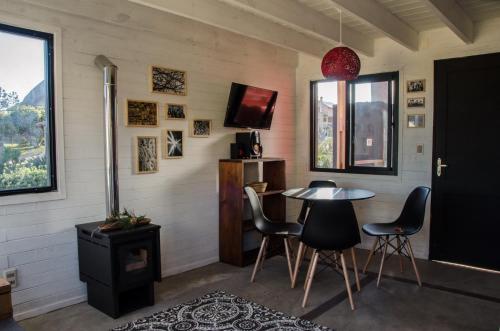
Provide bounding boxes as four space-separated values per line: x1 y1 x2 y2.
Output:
231 131 262 159
75 221 161 318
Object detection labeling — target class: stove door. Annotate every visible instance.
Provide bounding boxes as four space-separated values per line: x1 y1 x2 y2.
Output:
117 239 154 289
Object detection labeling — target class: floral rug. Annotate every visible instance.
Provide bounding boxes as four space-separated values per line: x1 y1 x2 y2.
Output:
112 290 332 331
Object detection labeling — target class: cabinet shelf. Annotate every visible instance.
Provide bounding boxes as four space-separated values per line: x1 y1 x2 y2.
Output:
219 158 286 267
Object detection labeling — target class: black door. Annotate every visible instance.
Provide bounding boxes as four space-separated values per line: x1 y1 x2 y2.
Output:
431 53 500 271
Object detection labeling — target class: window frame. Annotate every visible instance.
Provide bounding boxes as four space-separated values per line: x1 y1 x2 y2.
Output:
310 71 399 176
0 22 58 196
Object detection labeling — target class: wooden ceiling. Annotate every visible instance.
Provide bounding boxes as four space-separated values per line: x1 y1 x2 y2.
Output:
130 0 500 57
299 0 500 37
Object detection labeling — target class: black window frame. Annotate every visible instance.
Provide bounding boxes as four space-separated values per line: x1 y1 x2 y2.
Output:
310 71 399 176
0 22 57 196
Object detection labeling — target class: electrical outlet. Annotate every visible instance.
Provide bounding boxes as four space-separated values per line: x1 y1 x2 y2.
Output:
3 268 17 288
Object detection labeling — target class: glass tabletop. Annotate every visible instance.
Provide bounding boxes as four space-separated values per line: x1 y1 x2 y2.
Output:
282 187 375 201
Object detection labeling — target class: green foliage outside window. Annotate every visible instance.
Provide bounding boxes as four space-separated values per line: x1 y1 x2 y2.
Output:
316 136 334 168
0 86 48 191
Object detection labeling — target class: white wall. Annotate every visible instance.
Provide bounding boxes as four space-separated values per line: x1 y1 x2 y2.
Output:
3 0 500 320
0 0 298 320
296 17 500 258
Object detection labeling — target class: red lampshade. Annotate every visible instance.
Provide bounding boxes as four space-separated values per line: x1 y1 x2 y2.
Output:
321 46 361 81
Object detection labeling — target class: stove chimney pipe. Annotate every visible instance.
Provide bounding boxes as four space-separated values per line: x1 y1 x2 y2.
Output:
95 55 119 217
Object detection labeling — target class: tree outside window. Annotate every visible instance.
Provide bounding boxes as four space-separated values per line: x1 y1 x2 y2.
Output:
0 23 56 195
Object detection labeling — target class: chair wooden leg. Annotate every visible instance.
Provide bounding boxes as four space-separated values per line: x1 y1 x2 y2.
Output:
363 237 379 273
406 237 422 287
292 242 306 288
283 238 294 284
302 250 319 308
351 248 361 292
287 238 296 261
251 236 268 283
334 251 339 270
260 237 269 270
304 249 316 291
340 251 355 310
397 235 404 273
304 248 316 290
376 236 389 288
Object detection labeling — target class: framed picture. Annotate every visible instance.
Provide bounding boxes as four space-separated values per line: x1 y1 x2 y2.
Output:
151 65 187 96
166 103 187 120
407 114 425 128
407 97 425 108
162 129 183 159
190 119 211 137
407 79 425 93
125 100 159 127
134 136 159 174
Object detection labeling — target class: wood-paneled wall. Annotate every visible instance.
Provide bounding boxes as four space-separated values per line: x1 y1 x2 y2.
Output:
295 17 500 259
0 0 298 320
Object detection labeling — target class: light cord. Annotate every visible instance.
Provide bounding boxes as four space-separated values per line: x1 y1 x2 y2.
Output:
339 8 342 45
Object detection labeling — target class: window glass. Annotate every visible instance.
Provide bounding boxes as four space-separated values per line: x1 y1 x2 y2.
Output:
314 81 337 169
353 81 389 167
0 24 55 195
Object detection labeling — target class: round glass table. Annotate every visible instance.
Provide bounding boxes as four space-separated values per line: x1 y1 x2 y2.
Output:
282 187 375 202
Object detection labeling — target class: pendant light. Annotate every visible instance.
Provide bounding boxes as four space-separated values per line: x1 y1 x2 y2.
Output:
321 9 361 81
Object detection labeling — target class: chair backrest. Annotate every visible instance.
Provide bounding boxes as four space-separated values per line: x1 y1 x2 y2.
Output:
301 200 360 251
244 186 270 233
297 180 337 223
395 186 431 232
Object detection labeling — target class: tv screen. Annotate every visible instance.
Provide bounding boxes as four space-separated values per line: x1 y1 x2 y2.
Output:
224 83 278 130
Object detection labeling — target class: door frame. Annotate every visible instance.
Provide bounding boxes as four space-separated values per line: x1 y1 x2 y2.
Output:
430 52 500 269
429 56 448 262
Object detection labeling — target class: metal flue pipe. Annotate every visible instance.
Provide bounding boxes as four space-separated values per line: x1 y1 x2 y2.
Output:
95 55 119 217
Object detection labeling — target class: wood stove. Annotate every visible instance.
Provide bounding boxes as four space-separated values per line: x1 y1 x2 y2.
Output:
78 56 162 318
76 221 161 318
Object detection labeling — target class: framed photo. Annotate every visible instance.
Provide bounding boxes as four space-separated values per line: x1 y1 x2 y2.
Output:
407 79 425 93
166 103 187 120
151 65 187 96
190 119 211 137
125 100 159 127
134 136 159 174
407 114 425 128
407 97 425 108
162 129 183 159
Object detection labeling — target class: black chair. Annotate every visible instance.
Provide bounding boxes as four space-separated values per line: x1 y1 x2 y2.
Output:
294 200 361 310
296 180 337 225
362 186 431 287
293 180 339 286
244 186 303 284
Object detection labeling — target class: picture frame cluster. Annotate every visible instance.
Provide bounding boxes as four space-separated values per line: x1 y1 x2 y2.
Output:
127 65 212 174
406 79 426 129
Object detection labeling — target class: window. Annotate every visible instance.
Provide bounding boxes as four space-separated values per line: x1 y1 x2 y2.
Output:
310 72 398 175
0 23 56 196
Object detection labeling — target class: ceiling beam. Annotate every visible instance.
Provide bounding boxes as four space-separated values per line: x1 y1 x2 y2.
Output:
329 0 419 51
218 0 373 56
420 0 474 44
128 0 338 59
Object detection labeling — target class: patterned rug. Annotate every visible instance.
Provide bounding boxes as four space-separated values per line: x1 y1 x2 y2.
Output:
112 290 332 331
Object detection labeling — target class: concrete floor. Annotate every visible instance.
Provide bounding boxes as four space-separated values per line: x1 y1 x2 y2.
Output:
20 249 500 331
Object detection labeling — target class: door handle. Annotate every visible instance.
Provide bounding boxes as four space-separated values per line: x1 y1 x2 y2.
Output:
436 157 448 177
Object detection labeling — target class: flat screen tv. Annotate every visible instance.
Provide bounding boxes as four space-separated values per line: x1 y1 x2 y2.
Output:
224 83 278 130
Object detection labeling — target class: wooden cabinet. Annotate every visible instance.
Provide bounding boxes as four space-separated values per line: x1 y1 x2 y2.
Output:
0 278 12 321
219 158 286 267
